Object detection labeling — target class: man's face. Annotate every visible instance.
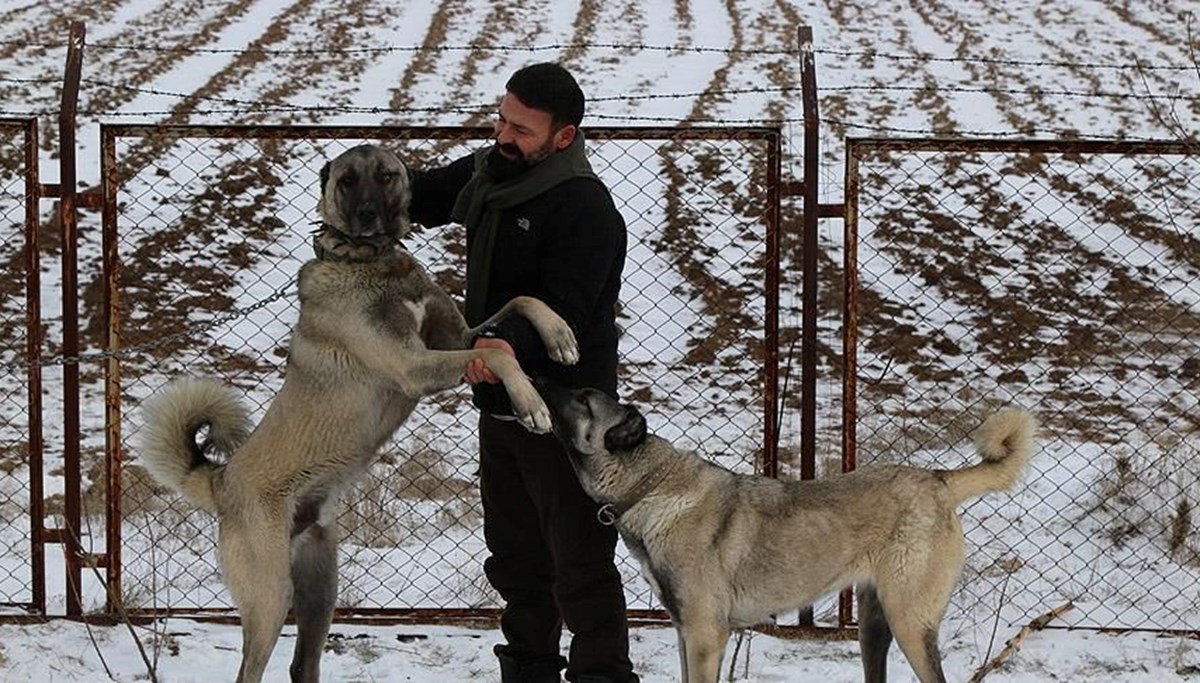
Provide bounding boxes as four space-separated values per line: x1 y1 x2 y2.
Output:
493 92 575 167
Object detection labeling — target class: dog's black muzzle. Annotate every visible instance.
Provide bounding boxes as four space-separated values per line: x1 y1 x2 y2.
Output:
534 378 648 453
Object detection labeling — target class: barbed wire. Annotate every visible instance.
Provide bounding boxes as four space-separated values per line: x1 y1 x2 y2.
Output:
823 84 1200 102
0 107 800 127
0 39 798 56
1 104 1188 140
0 76 1192 125
820 117 1191 142
1 38 1195 72
2 72 1191 112
0 76 62 86
81 78 800 108
812 48 1196 72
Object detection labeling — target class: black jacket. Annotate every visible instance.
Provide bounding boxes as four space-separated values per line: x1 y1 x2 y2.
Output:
408 150 627 412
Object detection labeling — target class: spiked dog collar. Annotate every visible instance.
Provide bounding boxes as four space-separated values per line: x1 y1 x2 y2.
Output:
311 223 397 262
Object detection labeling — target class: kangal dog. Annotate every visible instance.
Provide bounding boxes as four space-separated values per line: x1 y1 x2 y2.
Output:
536 380 1037 683
138 145 578 683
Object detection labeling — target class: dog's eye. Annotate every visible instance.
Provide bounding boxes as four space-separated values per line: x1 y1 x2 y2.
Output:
379 171 399 183
338 174 356 188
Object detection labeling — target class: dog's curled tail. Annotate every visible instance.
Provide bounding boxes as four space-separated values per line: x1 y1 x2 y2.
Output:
136 377 251 514
943 408 1038 505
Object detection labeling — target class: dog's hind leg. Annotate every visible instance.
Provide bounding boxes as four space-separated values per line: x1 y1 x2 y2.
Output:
678 618 729 683
857 584 893 683
875 580 952 683
673 626 688 682
221 514 293 683
886 618 947 683
289 499 338 683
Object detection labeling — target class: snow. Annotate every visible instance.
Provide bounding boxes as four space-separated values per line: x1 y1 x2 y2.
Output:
1 0 1199 680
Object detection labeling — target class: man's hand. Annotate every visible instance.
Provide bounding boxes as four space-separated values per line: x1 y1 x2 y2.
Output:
464 336 515 384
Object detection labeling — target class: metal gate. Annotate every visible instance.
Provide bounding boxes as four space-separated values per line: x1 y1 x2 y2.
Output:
844 137 1200 634
0 117 44 617
94 124 784 623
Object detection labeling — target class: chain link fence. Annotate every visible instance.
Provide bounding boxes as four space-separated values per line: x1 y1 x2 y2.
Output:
97 124 782 619
12 123 1199 635
844 138 1200 633
0 118 41 613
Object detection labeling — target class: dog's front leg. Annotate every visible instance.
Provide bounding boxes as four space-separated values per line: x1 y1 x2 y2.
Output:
453 349 552 432
355 340 552 432
468 295 579 365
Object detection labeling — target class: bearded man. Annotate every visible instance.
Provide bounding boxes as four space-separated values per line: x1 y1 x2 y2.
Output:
407 62 637 683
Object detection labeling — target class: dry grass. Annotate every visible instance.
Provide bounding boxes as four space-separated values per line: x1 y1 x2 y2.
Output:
339 446 481 549
1168 497 1193 558
854 395 1013 467
449 564 500 610
1084 436 1200 567
42 455 172 525
0 441 24 475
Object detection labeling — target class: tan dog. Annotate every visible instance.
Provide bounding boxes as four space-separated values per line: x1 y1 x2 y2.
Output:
536 380 1037 683
137 145 578 683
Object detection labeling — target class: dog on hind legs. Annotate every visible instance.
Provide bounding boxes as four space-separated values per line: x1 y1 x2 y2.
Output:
535 380 1037 683
136 144 579 683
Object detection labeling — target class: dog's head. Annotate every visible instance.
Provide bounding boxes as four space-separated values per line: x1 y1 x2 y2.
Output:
315 145 411 259
535 379 655 502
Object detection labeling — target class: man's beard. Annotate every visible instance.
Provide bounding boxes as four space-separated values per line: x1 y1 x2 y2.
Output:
486 139 555 181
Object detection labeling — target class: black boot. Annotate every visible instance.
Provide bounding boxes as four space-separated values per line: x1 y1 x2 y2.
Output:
495 644 568 683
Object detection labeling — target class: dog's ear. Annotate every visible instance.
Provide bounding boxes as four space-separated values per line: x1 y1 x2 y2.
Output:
319 161 331 197
604 406 647 452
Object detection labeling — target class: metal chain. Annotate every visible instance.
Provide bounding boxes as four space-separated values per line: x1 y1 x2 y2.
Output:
0 281 296 374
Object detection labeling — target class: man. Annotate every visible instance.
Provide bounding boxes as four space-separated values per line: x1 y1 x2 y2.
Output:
407 63 637 683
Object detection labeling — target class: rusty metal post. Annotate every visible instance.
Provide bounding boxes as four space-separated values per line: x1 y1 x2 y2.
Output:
763 130 782 479
58 20 85 617
23 118 46 615
795 24 820 628
100 126 123 610
840 141 862 629
798 27 818 483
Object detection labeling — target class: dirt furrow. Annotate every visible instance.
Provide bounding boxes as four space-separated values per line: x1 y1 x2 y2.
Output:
80 0 260 118
860 152 1200 439
87 0 421 372
645 0 762 379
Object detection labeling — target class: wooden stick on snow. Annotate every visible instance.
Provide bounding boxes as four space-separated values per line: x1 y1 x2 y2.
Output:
967 601 1075 683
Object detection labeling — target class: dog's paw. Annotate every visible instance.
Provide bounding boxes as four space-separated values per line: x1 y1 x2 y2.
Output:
548 332 580 366
513 393 554 434
537 318 579 366
518 405 554 434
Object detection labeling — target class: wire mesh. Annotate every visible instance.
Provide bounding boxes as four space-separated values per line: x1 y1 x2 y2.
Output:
0 119 36 610
101 125 781 617
845 138 1200 633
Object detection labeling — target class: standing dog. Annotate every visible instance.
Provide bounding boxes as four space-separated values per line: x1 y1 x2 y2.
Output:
137 145 578 683
536 381 1037 683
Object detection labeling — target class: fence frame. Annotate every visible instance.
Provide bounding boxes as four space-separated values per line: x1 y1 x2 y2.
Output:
843 135 1200 637
843 135 1200 476
97 122 785 626
1 116 45 618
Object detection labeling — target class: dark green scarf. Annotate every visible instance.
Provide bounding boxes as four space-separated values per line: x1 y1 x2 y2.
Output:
451 132 598 325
